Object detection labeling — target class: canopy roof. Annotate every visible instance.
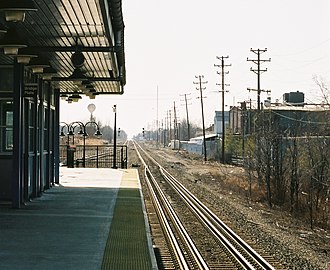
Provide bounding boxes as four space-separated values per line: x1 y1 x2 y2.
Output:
0 0 125 95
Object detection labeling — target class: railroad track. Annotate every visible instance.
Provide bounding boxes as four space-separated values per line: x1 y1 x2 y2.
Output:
133 141 285 270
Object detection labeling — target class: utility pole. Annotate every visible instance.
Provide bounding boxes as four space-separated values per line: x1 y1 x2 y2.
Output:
173 101 178 141
214 55 231 163
247 48 271 110
169 110 172 142
162 119 165 147
194 75 208 162
164 114 168 146
180 93 191 140
156 86 159 146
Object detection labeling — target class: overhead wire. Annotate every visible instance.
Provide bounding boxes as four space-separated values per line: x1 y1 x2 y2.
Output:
271 110 329 125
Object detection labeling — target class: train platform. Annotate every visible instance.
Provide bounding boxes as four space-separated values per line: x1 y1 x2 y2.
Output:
0 167 158 270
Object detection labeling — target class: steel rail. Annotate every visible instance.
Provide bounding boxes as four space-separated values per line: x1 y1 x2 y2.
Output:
134 142 209 270
135 141 275 270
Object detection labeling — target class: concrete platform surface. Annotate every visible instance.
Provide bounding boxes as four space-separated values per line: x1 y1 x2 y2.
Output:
0 168 156 270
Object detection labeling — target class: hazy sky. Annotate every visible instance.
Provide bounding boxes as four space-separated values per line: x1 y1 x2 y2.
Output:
61 0 330 138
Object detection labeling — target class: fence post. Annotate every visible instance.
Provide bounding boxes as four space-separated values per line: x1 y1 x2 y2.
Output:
96 146 99 168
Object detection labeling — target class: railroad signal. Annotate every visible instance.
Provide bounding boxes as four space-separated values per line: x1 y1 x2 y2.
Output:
142 128 145 137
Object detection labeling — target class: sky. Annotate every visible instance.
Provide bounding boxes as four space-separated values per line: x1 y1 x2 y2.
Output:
60 0 330 138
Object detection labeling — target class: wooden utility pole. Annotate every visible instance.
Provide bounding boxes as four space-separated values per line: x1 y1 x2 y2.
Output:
247 48 271 110
173 101 178 140
169 110 172 141
194 75 208 161
214 56 231 163
180 93 191 140
156 86 159 146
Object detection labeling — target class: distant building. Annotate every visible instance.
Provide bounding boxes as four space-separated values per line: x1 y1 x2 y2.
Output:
181 134 219 159
214 111 230 135
229 91 330 137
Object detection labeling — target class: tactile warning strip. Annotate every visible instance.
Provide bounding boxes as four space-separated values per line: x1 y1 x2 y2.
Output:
101 170 153 270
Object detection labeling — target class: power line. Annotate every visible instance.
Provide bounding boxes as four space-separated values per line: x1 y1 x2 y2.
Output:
271 110 329 125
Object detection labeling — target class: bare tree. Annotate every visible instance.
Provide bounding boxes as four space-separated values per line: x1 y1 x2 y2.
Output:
313 75 330 105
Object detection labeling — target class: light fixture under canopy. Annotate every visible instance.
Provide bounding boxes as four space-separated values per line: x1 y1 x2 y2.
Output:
41 66 57 80
0 0 38 22
15 48 37 64
68 68 88 85
0 28 27 55
69 91 82 102
27 56 50 73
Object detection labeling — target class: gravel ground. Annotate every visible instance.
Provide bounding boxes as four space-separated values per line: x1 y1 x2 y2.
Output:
135 143 330 270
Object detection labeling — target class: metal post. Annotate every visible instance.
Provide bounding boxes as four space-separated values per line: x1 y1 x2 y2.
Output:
112 105 117 169
121 147 123 168
12 61 24 208
54 89 60 184
83 133 86 167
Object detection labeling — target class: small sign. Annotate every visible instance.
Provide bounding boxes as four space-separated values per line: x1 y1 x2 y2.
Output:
24 83 38 97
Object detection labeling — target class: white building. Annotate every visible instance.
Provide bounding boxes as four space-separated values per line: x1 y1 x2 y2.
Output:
214 111 230 135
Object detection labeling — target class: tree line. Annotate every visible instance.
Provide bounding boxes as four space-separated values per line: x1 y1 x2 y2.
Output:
227 77 330 229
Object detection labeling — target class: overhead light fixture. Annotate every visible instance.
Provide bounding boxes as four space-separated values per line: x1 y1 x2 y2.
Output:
16 53 37 64
60 93 68 100
0 28 27 55
70 91 82 102
88 92 98 100
41 66 57 80
27 56 50 73
68 68 88 85
0 0 38 22
15 48 37 64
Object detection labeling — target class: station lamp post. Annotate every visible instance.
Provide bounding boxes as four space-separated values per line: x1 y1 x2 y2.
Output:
60 121 102 167
71 121 102 168
60 122 70 145
112 105 117 169
60 122 82 168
